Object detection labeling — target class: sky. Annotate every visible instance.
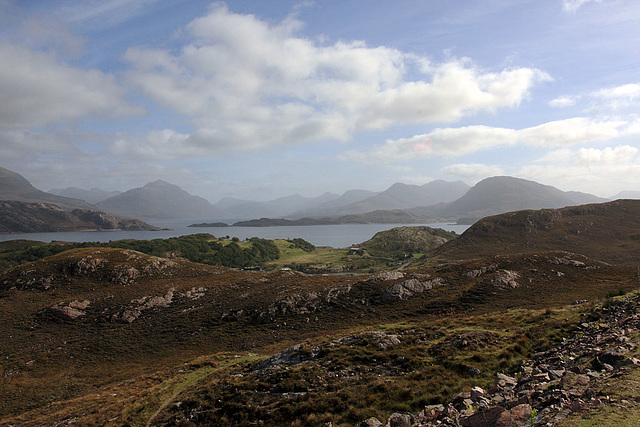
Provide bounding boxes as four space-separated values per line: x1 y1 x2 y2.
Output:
1 0 639 202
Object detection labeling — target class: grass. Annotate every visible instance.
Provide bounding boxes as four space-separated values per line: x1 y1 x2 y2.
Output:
147 303 592 426
1 244 639 425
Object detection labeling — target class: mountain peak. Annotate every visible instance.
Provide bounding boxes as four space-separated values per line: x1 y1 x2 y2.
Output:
144 179 178 189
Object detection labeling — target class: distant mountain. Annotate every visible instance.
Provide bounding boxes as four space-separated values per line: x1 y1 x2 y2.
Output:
412 176 605 222
214 192 341 219
0 166 95 210
49 187 121 204
294 180 470 218
290 189 379 218
610 190 640 200
96 180 223 220
431 199 640 265
0 200 160 233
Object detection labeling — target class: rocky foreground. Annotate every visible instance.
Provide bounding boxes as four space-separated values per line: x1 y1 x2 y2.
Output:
363 295 640 427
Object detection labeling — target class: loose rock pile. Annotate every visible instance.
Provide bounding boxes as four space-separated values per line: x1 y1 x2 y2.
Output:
368 296 640 426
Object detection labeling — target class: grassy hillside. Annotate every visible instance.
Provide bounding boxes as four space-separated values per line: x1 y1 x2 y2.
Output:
1 245 638 425
430 199 640 265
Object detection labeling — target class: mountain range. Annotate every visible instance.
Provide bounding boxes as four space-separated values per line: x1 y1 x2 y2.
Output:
2 165 638 224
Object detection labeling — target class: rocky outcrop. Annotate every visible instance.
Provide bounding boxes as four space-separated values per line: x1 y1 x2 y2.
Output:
112 288 175 323
253 330 402 372
383 276 446 301
70 256 107 275
109 266 139 285
47 300 90 321
372 295 640 426
0 200 160 233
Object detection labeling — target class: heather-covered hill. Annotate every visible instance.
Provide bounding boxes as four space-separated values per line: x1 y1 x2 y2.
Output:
359 226 457 257
1 245 637 425
430 199 640 265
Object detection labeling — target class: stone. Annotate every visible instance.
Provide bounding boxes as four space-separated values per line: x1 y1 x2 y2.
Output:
385 412 413 427
470 386 485 401
496 373 518 388
461 406 505 426
495 403 532 427
361 418 382 427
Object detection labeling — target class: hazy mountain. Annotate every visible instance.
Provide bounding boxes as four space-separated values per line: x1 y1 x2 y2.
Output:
610 190 640 200
96 180 223 220
294 180 470 218
412 176 605 222
432 198 640 265
0 166 95 210
289 189 379 218
214 192 341 219
48 187 121 204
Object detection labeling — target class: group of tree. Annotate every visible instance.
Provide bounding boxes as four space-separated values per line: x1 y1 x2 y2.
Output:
0 233 299 271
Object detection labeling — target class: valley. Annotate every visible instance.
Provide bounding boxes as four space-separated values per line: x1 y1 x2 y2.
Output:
0 200 639 426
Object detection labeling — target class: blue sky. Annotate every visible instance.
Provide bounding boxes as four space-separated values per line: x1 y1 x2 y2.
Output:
1 0 639 202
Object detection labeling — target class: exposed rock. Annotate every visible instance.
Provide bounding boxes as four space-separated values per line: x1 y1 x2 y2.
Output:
383 277 446 301
252 344 320 371
488 270 521 290
47 299 90 320
112 288 175 323
184 287 207 300
361 417 383 427
375 294 640 426
385 412 414 427
464 264 498 278
70 256 106 275
109 266 139 285
370 271 405 281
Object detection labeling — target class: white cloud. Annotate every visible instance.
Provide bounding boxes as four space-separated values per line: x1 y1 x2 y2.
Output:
122 4 549 157
563 0 602 13
441 163 505 179
0 43 142 129
342 117 629 164
575 145 638 166
549 96 577 108
518 145 640 197
593 83 640 109
550 83 640 112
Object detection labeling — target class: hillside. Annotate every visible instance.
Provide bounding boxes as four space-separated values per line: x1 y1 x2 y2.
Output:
0 166 95 210
430 199 640 265
1 246 637 426
412 176 605 222
359 226 457 257
96 180 223 220
0 200 160 233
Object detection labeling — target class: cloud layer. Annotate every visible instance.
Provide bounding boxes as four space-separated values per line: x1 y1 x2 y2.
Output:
117 4 549 157
340 117 636 164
